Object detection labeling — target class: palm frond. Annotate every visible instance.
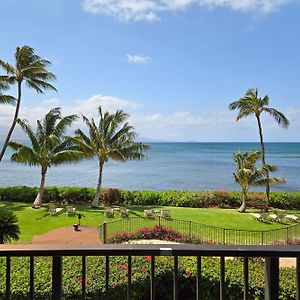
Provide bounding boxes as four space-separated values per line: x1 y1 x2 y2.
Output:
262 107 290 128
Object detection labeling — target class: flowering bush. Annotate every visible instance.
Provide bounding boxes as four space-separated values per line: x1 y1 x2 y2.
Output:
107 225 204 244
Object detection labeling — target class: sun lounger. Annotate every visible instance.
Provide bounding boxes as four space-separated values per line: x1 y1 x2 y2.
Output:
119 207 129 218
66 206 76 216
144 209 155 218
250 213 269 223
268 214 279 222
161 209 171 219
104 207 114 217
285 214 299 222
48 203 63 216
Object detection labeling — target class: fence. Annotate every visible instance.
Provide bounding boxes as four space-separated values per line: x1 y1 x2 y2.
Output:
99 216 300 245
1 244 299 299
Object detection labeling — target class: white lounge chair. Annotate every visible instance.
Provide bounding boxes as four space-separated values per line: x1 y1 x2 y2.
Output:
285 214 299 222
161 209 171 219
268 214 279 222
48 203 63 216
144 209 155 218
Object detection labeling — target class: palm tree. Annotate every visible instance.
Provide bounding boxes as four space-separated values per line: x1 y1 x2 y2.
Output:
71 107 149 207
0 45 57 163
0 208 20 244
8 108 86 208
229 88 289 211
233 151 286 212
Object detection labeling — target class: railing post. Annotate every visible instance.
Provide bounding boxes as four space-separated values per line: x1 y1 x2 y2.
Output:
285 227 289 245
222 229 226 245
30 256 34 300
150 256 155 300
52 256 62 300
296 257 300 300
189 221 192 239
158 216 161 228
196 256 202 300
6 256 10 300
103 222 107 244
173 256 178 300
265 257 279 300
105 256 109 293
261 231 264 245
243 257 249 300
127 256 132 300
220 256 225 300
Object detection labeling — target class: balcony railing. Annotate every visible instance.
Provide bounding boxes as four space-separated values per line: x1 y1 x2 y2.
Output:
0 244 300 300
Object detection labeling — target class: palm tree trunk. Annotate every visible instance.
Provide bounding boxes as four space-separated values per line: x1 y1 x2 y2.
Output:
0 81 22 163
32 167 47 208
256 115 270 212
0 236 4 244
239 188 247 212
92 160 104 207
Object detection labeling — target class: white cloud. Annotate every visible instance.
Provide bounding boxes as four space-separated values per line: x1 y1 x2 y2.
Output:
126 54 152 65
0 94 140 128
82 0 291 22
42 98 61 106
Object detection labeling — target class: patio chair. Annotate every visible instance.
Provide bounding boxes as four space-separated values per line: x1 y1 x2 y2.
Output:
144 209 155 218
66 205 76 216
119 207 129 218
161 209 171 219
48 203 64 216
104 207 114 217
285 214 299 222
268 214 279 222
251 213 269 223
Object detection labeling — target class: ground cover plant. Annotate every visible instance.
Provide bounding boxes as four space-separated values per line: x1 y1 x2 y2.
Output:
0 255 297 299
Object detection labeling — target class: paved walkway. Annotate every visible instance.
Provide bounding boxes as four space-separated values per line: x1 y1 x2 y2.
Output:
30 226 102 245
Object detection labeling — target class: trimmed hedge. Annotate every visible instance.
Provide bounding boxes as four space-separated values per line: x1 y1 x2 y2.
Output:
0 256 296 299
0 186 300 209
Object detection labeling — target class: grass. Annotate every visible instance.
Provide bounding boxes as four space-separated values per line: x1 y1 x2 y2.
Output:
1 202 299 243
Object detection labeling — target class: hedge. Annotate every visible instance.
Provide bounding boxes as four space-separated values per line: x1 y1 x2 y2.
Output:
0 256 296 299
0 186 300 209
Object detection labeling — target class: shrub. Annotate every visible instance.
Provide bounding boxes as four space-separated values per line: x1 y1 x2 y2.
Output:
0 208 20 244
0 256 297 299
107 225 204 244
102 188 123 205
1 186 300 209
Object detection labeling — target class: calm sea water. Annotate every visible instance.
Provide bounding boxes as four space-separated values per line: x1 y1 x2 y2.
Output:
0 143 299 191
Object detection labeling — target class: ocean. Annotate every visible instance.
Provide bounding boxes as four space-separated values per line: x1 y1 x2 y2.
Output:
0 143 299 191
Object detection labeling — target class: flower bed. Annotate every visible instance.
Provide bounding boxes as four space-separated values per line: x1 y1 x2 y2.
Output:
107 225 213 244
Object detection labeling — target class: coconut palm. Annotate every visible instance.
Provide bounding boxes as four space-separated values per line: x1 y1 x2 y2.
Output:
229 88 289 211
71 107 149 207
0 208 20 244
8 108 85 207
0 45 57 163
233 151 286 212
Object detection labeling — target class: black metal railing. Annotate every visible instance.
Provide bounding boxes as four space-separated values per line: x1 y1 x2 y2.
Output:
0 244 299 300
99 216 300 245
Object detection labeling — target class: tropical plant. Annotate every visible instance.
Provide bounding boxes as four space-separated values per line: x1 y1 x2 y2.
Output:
71 107 149 207
229 88 289 211
8 108 85 207
0 45 57 163
0 208 20 244
233 151 286 212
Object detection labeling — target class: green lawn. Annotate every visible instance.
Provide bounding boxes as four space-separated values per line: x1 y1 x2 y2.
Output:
1 202 299 243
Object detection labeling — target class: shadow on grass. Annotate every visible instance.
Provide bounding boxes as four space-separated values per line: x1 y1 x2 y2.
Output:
0 202 31 212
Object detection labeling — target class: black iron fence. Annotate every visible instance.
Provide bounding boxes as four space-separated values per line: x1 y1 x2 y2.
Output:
0 244 299 300
99 216 300 245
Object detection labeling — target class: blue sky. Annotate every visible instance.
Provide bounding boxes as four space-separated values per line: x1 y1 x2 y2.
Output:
0 0 299 142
